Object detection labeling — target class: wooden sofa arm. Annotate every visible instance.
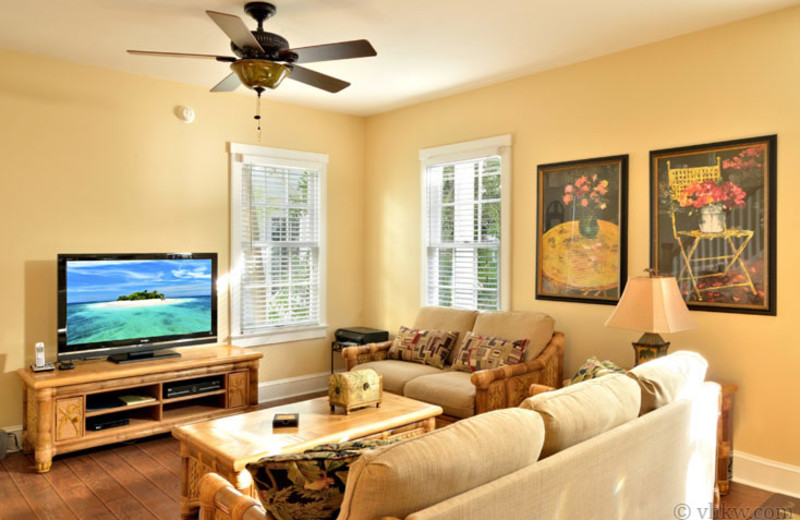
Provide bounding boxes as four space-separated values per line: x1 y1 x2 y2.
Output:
199 473 272 520
342 340 393 371
471 331 565 414
528 384 556 397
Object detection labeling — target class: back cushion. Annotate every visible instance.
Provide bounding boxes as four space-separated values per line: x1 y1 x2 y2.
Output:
338 408 544 520
472 311 555 361
387 326 459 369
627 350 708 415
413 306 479 364
520 373 640 457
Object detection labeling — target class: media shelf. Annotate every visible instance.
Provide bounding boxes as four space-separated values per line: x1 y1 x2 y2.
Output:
17 344 262 473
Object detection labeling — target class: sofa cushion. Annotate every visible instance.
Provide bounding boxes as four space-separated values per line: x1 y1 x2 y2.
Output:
353 360 442 394
451 332 528 373
519 372 640 458
338 408 545 520
627 350 708 415
246 439 396 520
471 311 555 361
567 357 625 386
387 326 459 369
402 371 476 418
413 306 479 364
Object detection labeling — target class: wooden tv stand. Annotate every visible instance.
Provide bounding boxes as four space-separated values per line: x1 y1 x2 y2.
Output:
16 344 262 473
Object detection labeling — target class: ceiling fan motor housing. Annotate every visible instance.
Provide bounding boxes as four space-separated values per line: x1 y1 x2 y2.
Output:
232 31 289 59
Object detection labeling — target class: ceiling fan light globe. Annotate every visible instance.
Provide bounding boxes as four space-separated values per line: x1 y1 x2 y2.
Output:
230 60 290 90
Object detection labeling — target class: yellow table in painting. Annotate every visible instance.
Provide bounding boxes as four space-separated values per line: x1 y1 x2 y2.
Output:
541 220 619 295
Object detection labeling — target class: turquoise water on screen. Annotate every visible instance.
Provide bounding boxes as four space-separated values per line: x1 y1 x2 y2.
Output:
66 297 211 345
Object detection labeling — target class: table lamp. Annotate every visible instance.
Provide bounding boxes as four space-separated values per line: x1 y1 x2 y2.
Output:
604 272 697 365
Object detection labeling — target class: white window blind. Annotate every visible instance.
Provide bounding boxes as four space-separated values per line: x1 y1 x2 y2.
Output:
421 136 511 311
230 143 327 346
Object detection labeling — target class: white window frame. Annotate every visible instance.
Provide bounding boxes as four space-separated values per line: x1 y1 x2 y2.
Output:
419 135 512 311
229 142 328 347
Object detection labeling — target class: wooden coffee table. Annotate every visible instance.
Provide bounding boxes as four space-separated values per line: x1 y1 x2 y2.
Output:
173 392 442 519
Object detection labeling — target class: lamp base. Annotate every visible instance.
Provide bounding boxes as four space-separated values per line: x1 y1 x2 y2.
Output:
632 333 670 366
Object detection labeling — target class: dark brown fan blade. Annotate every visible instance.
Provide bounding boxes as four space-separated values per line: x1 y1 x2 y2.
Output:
206 10 265 53
210 72 242 92
288 65 350 93
287 39 376 64
127 50 236 62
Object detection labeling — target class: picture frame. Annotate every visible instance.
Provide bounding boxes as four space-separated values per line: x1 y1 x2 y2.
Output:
536 155 628 304
650 135 777 315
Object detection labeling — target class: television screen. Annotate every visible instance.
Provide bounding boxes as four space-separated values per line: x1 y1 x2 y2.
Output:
58 253 217 361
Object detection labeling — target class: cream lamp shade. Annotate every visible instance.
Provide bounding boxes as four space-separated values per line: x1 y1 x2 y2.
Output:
605 276 697 333
605 275 697 364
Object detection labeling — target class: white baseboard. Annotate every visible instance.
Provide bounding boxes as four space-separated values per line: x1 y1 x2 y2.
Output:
734 450 800 497
258 371 330 404
1 425 23 453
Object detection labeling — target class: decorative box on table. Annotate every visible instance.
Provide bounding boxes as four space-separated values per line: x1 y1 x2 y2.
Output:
329 368 383 414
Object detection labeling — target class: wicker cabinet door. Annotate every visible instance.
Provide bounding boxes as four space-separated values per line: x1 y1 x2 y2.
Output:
228 371 249 409
55 397 84 441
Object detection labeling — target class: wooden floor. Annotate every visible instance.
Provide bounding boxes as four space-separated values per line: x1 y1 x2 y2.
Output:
1 390 795 520
1 434 181 520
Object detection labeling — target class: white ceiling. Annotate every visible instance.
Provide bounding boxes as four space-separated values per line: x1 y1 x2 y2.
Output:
0 0 797 116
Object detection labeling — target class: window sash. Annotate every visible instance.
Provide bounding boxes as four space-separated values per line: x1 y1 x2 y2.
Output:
240 164 320 333
230 143 327 341
424 155 504 311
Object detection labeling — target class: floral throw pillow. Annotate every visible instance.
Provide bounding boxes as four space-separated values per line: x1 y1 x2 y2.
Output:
246 439 396 520
567 357 625 386
451 332 529 373
387 326 459 369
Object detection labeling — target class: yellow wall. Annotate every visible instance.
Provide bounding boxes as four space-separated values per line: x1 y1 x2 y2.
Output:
0 50 366 427
2 5 799 468
364 7 800 466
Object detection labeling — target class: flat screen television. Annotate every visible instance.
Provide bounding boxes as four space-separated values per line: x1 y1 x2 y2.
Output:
57 253 218 364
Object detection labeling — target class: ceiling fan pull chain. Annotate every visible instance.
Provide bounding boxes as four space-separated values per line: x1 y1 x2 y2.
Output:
255 90 263 142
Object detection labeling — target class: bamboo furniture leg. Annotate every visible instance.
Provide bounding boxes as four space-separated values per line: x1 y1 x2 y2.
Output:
34 388 54 473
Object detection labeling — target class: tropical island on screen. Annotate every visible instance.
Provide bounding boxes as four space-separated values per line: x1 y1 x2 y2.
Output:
65 259 213 345
95 289 184 309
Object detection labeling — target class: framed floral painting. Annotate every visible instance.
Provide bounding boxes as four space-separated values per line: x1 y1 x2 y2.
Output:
536 155 628 304
650 135 777 315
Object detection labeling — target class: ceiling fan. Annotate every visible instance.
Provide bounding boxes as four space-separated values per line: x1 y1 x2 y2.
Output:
128 2 377 96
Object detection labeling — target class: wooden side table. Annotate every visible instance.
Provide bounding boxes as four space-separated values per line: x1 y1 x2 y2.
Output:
717 382 737 496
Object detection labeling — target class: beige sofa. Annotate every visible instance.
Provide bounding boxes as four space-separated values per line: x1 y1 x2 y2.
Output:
199 351 719 520
342 306 565 423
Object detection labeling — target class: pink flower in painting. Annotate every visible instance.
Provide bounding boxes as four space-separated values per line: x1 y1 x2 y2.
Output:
678 179 746 210
562 175 610 211
722 146 765 171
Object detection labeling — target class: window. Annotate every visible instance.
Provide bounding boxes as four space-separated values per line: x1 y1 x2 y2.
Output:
229 143 327 346
420 135 511 311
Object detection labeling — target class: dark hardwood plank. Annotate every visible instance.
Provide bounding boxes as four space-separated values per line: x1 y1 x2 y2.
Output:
112 444 181 500
90 450 176 520
43 458 116 520
0 455 37 520
2 454 78 520
260 390 326 409
132 436 182 477
65 454 158 520
721 481 773 514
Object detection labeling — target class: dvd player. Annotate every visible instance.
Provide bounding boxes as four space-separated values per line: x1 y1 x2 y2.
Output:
164 377 222 399
87 417 130 431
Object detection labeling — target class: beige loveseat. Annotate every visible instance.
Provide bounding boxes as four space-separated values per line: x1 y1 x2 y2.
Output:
199 351 719 520
342 306 565 423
